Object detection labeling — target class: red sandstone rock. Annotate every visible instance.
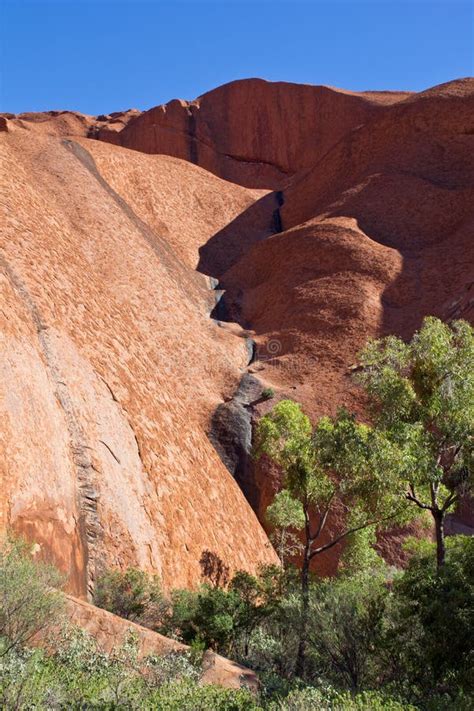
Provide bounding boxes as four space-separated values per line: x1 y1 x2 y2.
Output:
0 129 277 599
64 595 258 690
97 79 411 189
2 108 140 141
207 78 474 569
1 76 472 598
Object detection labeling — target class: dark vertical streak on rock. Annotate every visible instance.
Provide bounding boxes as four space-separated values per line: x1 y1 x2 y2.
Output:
208 375 264 511
0 252 102 598
272 190 285 234
187 106 199 165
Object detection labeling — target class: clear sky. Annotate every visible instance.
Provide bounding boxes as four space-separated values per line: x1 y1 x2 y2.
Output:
1 0 472 114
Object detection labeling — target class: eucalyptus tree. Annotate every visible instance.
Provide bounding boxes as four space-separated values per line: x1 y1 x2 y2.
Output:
357 317 474 568
254 401 406 676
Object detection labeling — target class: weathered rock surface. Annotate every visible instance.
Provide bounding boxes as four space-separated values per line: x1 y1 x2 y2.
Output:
1 75 473 598
209 77 474 570
0 108 140 141
208 374 269 510
96 79 411 189
0 128 277 599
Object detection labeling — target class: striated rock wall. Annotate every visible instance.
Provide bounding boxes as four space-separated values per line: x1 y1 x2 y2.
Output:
0 127 277 598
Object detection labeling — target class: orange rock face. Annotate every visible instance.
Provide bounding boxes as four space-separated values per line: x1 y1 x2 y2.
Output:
0 127 276 598
211 78 474 569
1 76 473 600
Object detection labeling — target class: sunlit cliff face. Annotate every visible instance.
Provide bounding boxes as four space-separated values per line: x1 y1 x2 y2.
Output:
1 77 473 595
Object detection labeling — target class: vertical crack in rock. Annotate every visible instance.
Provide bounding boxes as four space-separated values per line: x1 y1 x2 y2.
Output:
0 253 102 598
203 191 283 509
186 105 199 165
272 190 285 234
208 374 265 511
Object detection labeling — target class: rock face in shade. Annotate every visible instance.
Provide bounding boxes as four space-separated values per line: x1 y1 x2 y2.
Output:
211 78 474 571
1 75 473 600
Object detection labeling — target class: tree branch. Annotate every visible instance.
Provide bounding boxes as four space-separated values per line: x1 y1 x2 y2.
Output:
310 491 335 543
441 492 459 513
406 486 432 511
308 508 403 558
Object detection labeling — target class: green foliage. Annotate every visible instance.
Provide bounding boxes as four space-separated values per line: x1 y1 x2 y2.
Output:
0 536 64 656
148 679 261 710
254 399 410 677
243 589 303 681
267 685 415 710
254 399 325 504
338 526 386 576
385 535 474 699
2 317 472 708
166 572 270 658
308 572 388 690
315 409 407 514
1 537 473 709
262 387 275 400
255 402 409 557
266 490 305 532
357 317 474 519
266 490 304 566
94 567 169 629
0 626 253 710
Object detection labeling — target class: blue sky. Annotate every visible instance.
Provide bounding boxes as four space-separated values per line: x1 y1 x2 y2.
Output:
1 1 472 114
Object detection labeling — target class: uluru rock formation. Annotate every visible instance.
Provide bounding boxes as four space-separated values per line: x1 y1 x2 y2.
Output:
1 77 473 595
0 128 275 598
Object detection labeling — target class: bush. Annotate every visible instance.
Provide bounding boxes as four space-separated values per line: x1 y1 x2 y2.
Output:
0 625 220 710
94 567 169 629
167 584 248 655
267 685 416 710
262 388 275 400
385 535 474 699
149 678 261 710
164 569 273 658
0 536 64 656
0 628 259 711
307 572 388 690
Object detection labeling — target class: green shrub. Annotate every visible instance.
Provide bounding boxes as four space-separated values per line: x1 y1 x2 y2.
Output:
267 685 416 710
262 388 275 400
307 572 388 691
0 625 214 710
385 535 474 699
149 678 261 710
94 567 169 629
0 536 64 656
166 571 271 658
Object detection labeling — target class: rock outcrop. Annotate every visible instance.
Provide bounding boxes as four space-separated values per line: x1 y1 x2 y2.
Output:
1 76 473 596
64 595 259 691
209 78 474 570
0 127 277 599
96 78 411 189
